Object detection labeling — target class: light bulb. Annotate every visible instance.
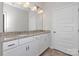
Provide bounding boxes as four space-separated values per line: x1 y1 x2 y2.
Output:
23 2 30 8
17 2 23 5
31 6 37 11
38 10 43 14
25 2 30 5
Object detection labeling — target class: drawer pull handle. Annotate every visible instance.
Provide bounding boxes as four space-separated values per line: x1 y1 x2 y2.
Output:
28 45 29 50
8 44 15 47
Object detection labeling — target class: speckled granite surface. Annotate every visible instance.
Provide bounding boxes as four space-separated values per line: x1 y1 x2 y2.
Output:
0 30 50 42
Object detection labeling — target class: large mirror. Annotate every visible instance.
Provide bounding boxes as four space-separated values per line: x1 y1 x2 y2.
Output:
3 2 43 32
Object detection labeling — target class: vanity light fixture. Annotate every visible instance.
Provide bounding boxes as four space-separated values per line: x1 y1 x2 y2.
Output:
38 9 43 14
31 6 37 11
37 7 44 14
23 2 30 8
16 2 44 14
17 2 23 5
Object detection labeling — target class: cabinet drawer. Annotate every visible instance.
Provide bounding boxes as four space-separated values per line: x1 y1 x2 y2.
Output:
19 37 34 45
3 40 18 51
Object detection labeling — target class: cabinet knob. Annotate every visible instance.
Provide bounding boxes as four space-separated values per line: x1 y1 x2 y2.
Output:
26 45 29 51
26 47 27 51
28 45 29 50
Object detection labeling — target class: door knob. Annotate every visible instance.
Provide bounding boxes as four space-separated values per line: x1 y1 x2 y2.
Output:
53 31 56 33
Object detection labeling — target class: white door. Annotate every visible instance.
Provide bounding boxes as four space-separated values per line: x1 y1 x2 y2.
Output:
52 5 79 55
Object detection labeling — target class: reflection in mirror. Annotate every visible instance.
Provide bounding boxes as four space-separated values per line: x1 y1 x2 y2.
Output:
28 10 43 31
3 2 43 32
3 11 7 32
3 3 29 32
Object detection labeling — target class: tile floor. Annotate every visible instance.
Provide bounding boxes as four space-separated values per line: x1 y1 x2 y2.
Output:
40 48 71 56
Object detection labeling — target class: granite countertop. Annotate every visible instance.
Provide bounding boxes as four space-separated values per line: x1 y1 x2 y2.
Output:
0 30 50 42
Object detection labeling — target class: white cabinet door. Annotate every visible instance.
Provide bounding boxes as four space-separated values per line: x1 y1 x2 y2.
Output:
43 33 51 47
3 44 29 56
34 33 50 55
27 39 40 56
52 5 78 55
37 36 46 55
27 33 51 56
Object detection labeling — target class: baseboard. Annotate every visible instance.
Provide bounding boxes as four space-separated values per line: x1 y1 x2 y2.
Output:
53 49 72 56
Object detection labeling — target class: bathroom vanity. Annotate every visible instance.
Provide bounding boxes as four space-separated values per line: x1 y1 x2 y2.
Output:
0 3 51 56
0 30 51 56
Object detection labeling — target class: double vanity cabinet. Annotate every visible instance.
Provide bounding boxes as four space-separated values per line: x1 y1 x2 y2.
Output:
2 31 51 56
